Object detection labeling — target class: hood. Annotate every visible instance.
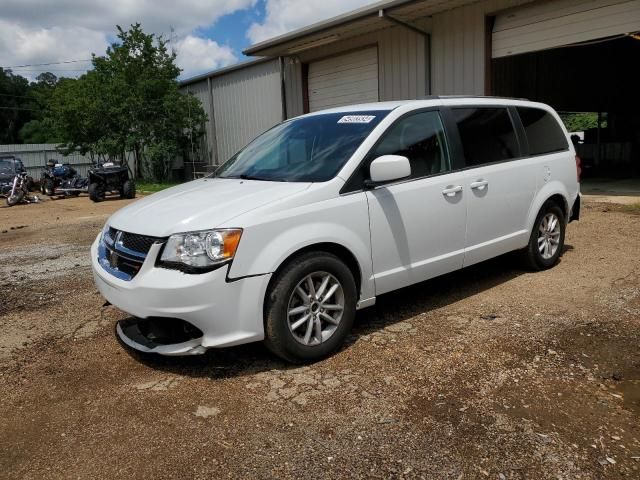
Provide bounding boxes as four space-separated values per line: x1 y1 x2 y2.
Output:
108 178 312 237
0 172 14 184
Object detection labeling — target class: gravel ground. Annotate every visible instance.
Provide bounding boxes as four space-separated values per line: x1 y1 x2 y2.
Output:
0 195 639 479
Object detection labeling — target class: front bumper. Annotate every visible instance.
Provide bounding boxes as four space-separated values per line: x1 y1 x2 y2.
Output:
91 235 271 355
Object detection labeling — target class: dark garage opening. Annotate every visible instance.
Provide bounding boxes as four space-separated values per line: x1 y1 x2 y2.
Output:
492 35 640 179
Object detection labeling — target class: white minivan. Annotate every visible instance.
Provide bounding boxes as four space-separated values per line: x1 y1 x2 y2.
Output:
92 97 580 362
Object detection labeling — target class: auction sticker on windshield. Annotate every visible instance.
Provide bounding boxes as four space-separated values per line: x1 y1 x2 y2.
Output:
337 115 376 124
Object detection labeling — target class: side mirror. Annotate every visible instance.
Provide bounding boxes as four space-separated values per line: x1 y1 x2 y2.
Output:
366 155 411 187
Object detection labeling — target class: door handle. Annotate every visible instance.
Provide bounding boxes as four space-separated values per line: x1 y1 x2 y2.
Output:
470 180 489 190
442 185 463 197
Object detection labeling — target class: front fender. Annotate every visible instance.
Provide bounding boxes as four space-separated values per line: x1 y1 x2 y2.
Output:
228 193 375 301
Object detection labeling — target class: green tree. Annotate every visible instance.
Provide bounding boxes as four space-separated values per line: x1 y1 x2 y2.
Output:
18 72 62 143
0 68 32 144
560 112 606 132
44 24 206 180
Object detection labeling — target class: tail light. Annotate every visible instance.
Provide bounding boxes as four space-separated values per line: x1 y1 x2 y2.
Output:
575 155 582 182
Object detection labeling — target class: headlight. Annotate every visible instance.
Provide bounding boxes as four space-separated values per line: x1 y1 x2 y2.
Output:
100 223 110 243
160 229 242 271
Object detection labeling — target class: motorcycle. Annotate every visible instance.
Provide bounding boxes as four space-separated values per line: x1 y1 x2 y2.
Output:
2 171 39 207
41 161 89 198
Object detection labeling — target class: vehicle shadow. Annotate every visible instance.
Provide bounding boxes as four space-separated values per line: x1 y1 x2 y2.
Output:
127 246 573 379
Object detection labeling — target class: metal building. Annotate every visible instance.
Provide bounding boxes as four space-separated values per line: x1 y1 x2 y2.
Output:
179 58 284 168
184 0 640 177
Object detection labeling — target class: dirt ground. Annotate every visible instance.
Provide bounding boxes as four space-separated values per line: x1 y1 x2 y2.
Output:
0 194 639 479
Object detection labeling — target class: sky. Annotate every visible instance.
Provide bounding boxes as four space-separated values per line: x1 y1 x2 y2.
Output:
0 0 379 81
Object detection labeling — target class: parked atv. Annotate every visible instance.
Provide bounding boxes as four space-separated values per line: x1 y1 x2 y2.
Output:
41 160 89 198
87 160 135 202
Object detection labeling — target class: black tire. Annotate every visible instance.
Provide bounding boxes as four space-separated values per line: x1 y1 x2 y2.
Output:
88 182 105 202
25 177 34 192
524 200 566 271
122 180 136 199
6 190 24 207
264 251 357 363
44 178 55 196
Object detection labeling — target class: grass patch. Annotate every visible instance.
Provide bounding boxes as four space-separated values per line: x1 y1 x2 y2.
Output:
136 182 180 193
622 203 640 215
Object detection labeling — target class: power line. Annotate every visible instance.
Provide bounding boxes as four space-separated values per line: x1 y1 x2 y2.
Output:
1 59 92 69
0 106 42 111
6 69 89 72
0 93 33 99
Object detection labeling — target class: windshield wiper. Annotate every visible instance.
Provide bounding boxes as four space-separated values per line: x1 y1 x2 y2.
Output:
237 174 286 182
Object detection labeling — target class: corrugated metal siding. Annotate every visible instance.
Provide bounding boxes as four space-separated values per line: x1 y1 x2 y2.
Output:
283 60 304 118
181 80 215 164
283 23 429 117
308 47 379 111
210 59 283 162
0 144 95 178
493 0 640 57
431 0 534 95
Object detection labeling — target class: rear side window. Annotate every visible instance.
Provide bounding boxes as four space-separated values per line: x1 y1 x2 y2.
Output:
517 107 569 155
453 108 519 166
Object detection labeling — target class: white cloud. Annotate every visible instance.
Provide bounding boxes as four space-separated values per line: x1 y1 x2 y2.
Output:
247 0 377 44
0 20 108 79
175 35 237 78
0 0 256 35
0 0 256 80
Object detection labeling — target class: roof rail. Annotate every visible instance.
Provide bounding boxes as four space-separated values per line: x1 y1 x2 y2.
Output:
420 95 530 101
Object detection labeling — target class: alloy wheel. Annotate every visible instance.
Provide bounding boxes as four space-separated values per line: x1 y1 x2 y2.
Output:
287 271 345 346
538 212 561 259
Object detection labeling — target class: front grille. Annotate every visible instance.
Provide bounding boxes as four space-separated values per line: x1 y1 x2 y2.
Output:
98 228 165 281
120 232 159 255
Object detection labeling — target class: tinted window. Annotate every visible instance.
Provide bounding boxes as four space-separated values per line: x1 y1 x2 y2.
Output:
517 107 569 155
372 111 450 179
215 111 388 182
453 108 519 166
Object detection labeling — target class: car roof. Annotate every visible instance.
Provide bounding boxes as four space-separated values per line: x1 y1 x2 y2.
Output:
305 96 553 117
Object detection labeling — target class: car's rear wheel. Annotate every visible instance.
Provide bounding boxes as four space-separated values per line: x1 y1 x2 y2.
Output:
525 201 566 270
264 252 357 363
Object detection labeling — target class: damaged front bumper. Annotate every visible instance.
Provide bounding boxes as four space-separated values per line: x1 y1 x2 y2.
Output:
91 235 272 356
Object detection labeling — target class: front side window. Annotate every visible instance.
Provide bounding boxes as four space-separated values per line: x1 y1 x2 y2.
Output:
453 108 519 166
371 110 451 179
517 107 569 155
215 111 388 182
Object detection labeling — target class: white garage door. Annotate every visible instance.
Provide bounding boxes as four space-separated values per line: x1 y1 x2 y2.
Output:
308 47 379 112
493 0 640 58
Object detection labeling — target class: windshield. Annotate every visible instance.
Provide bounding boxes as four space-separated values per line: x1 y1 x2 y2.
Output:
215 111 389 182
0 159 15 173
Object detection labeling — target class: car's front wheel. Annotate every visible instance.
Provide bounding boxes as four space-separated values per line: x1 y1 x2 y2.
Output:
525 200 566 270
264 252 357 363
